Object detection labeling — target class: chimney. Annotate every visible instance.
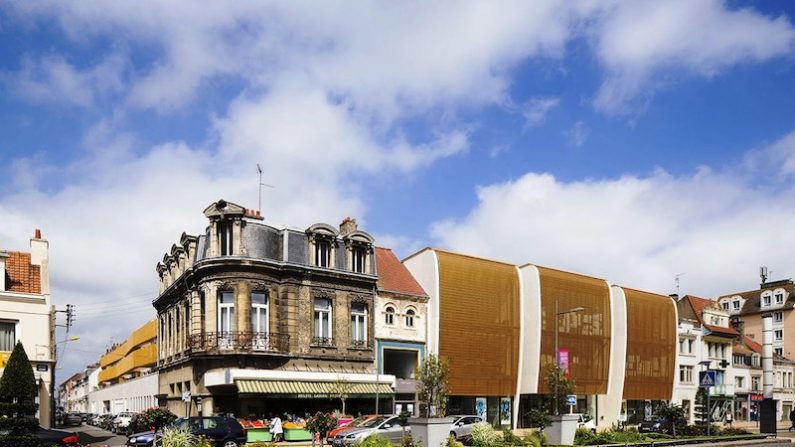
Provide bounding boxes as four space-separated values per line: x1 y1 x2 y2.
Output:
0 251 7 292
340 217 358 236
669 293 679 301
29 228 49 295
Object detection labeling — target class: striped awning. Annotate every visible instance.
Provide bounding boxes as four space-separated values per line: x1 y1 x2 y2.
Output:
236 380 394 398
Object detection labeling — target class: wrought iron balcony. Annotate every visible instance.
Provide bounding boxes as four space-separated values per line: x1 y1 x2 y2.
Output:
350 339 371 349
311 336 335 348
188 331 289 354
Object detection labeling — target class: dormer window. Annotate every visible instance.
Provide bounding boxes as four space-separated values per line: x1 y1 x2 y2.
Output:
722 302 729 311
315 240 331 267
732 300 740 310
763 295 772 306
352 246 367 273
776 293 785 304
218 222 233 256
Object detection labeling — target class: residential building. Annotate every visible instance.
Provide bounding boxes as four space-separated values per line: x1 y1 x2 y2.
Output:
373 247 428 415
674 317 703 423
403 248 678 429
154 200 394 417
0 229 55 427
674 295 738 423
89 320 158 414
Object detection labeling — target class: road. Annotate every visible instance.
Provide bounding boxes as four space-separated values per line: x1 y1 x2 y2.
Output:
70 423 129 447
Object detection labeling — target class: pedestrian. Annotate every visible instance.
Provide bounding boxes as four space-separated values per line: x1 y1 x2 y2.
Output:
271 413 283 442
725 411 732 427
789 409 795 432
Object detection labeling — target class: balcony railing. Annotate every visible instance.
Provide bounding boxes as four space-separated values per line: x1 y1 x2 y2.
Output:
311 336 335 348
350 339 371 349
188 331 289 354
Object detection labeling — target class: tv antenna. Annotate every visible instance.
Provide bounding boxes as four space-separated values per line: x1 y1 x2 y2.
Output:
675 273 685 296
257 164 275 214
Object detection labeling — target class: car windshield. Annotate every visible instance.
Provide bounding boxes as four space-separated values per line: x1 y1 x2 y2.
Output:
360 416 389 428
172 418 188 429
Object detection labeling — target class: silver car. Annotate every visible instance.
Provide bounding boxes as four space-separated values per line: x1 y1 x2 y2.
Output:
334 415 409 446
449 415 483 440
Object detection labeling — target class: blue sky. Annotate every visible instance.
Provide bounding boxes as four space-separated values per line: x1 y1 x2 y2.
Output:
1 1 795 378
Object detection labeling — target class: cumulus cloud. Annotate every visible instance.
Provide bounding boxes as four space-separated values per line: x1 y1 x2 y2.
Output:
592 0 795 114
431 130 795 298
521 97 560 128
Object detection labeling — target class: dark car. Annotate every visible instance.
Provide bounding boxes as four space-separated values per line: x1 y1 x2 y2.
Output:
638 417 686 434
127 416 247 447
36 426 81 446
62 413 83 427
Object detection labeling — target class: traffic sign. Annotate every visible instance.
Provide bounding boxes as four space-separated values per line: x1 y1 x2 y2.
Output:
567 394 577 406
699 371 716 388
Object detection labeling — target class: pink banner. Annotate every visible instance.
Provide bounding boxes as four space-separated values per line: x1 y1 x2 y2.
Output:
558 348 570 379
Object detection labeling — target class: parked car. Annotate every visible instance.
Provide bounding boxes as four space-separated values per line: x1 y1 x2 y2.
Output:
62 413 83 427
574 413 596 432
327 415 377 443
332 415 408 446
638 417 686 434
100 414 117 431
127 416 247 447
36 425 81 446
113 412 136 434
449 415 482 441
90 414 104 426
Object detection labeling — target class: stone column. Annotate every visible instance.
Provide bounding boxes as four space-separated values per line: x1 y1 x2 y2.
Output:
206 284 218 333
237 281 251 333
233 220 243 256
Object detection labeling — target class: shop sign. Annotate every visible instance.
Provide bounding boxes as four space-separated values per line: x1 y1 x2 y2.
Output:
36 364 48 372
750 394 763 402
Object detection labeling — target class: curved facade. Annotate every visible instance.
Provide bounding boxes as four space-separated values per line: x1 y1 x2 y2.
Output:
98 320 156 385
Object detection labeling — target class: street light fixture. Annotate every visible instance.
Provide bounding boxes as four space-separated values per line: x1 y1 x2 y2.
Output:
554 303 585 416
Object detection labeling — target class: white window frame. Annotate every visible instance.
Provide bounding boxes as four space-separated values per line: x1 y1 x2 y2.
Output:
763 294 772 306
218 291 235 336
0 320 17 352
775 311 784 323
776 293 785 304
775 329 784 341
314 298 333 343
732 300 740 310
774 347 783 356
679 365 693 384
218 222 233 256
251 292 269 334
405 308 416 328
722 302 729 311
752 376 761 391
315 240 331 268
385 306 395 325
352 246 367 273
351 303 368 345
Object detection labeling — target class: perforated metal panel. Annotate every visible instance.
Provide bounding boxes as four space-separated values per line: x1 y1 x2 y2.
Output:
537 267 611 395
622 288 676 400
437 251 520 396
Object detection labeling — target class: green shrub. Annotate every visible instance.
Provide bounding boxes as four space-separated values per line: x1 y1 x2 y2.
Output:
471 422 500 447
130 407 178 433
524 409 551 432
719 427 750 436
160 425 196 447
573 427 597 445
676 424 720 437
447 435 465 447
196 435 217 447
523 432 543 447
360 435 394 447
502 429 527 446
306 411 338 440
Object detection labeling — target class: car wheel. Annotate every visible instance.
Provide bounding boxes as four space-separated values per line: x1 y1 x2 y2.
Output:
222 440 238 447
450 432 457 439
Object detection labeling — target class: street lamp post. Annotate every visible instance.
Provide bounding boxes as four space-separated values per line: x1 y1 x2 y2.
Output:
554 303 585 416
51 336 80 427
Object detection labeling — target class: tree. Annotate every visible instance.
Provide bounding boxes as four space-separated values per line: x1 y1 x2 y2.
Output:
545 364 575 415
0 341 41 447
655 402 685 437
330 377 354 416
306 412 337 447
417 354 450 418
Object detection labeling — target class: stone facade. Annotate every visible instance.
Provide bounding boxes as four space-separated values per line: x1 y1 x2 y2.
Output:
153 200 385 417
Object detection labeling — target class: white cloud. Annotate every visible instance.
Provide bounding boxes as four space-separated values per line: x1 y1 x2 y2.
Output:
431 130 795 298
565 121 589 148
3 53 125 107
592 0 795 114
521 97 560 128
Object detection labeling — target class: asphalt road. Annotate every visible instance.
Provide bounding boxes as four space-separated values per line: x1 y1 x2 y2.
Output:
70 423 129 447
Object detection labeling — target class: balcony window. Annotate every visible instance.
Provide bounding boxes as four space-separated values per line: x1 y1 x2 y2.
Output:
218 222 233 256
315 240 331 268
405 308 416 328
0 321 15 352
314 298 332 344
351 304 367 347
352 246 367 273
385 306 395 325
251 292 269 334
218 291 235 332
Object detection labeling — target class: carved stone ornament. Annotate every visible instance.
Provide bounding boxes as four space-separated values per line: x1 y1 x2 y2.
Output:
313 289 335 300
350 294 369 305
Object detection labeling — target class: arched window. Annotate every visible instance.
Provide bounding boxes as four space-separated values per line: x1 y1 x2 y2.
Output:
405 308 415 328
385 306 395 325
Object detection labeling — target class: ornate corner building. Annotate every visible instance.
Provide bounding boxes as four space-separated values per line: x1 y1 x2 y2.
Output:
154 200 395 417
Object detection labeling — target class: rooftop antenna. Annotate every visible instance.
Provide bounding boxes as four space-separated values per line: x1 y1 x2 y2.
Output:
675 273 685 296
760 266 769 284
256 164 275 214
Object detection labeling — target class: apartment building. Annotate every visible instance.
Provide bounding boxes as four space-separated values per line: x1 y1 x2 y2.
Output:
673 318 704 423
0 229 55 427
154 200 396 417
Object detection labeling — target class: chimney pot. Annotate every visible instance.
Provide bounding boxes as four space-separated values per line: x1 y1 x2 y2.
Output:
34 229 41 239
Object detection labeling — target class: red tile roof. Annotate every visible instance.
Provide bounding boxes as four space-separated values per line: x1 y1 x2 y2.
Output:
4 252 41 294
375 247 427 297
743 335 763 355
684 295 739 336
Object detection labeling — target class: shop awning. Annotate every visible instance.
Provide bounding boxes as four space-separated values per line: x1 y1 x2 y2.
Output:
236 380 394 398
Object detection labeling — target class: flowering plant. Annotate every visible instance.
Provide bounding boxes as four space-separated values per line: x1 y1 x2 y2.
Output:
305 412 338 439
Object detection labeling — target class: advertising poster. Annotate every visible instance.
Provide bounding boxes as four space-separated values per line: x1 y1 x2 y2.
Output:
500 397 511 426
558 348 570 378
475 397 487 422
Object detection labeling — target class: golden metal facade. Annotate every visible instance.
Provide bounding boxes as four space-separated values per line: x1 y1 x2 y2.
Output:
622 288 676 400
537 267 611 395
437 251 520 396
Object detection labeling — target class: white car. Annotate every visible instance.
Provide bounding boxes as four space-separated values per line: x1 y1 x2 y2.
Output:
573 413 596 432
449 415 483 440
112 412 135 434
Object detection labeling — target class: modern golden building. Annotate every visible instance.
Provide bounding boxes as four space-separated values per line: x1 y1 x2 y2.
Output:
98 319 157 386
403 248 677 429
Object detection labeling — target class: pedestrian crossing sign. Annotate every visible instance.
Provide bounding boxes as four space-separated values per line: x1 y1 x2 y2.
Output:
699 371 716 388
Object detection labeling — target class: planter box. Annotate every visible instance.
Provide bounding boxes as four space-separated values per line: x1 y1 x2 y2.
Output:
547 414 579 446
284 428 313 441
409 417 455 447
247 428 273 442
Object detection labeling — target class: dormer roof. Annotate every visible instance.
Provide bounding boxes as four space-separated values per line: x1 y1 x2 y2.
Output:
203 199 246 220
